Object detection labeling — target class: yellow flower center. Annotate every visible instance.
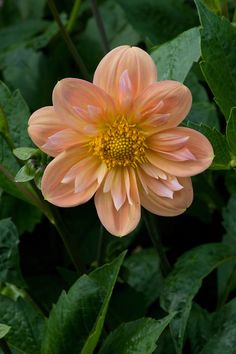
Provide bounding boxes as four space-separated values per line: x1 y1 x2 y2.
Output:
90 118 147 169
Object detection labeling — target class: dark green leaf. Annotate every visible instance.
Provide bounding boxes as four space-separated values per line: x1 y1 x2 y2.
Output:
151 27 200 82
226 107 236 156
0 295 45 354
99 314 175 354
123 248 163 307
200 298 236 353
0 324 11 339
160 243 236 354
195 0 236 119
186 121 231 170
0 218 25 287
117 0 197 44
42 252 126 354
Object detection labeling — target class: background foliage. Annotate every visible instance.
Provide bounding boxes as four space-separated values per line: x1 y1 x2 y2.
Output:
1 0 236 353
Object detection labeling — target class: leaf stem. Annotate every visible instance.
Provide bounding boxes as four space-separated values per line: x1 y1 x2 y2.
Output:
90 0 110 53
0 339 12 354
66 0 81 33
47 0 91 80
143 210 171 277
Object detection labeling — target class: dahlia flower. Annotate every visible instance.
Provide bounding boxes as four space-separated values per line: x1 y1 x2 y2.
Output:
28 45 214 236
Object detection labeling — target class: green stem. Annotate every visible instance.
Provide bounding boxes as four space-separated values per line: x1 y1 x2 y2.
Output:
67 0 81 33
143 210 171 277
49 206 87 274
217 264 236 309
90 0 110 53
0 340 12 354
47 0 91 80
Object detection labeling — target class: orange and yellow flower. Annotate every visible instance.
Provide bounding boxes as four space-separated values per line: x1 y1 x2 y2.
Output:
28 45 214 236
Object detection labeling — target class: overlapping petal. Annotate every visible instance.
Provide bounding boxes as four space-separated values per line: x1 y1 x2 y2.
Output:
95 168 141 236
147 127 214 177
41 146 101 207
93 45 157 105
135 81 192 131
139 177 193 216
53 78 116 131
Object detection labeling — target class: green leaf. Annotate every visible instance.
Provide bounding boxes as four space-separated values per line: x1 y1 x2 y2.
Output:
14 165 35 183
200 298 236 353
151 27 200 82
116 0 197 44
42 252 126 354
13 147 38 161
195 0 236 120
0 324 11 339
226 107 236 156
0 295 45 354
123 248 163 307
160 243 236 354
99 313 175 354
186 121 231 170
0 218 25 287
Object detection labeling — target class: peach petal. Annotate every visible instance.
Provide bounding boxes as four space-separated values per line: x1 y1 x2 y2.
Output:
74 158 106 193
111 168 126 211
139 177 193 216
147 127 214 177
28 106 69 156
140 163 167 180
95 184 141 237
118 70 133 110
53 78 115 131
135 81 192 131
41 146 99 207
93 45 157 100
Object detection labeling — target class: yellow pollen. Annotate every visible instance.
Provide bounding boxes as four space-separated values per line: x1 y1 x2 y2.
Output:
90 118 147 169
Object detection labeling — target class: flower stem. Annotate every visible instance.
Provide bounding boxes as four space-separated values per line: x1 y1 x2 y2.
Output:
66 0 81 33
143 210 171 277
47 0 91 80
0 340 12 354
90 0 110 53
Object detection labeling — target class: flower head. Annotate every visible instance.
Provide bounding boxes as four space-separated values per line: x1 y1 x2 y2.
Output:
28 45 214 236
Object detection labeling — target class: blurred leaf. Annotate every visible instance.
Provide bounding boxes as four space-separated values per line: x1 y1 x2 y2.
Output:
99 313 176 354
42 252 126 354
186 121 231 170
151 27 200 82
0 323 11 339
195 0 236 119
117 0 198 44
15 0 47 20
226 107 236 156
160 243 236 354
123 248 163 307
77 1 140 73
0 218 25 287
0 295 45 354
200 298 236 353
13 147 38 161
0 194 42 235
14 165 35 183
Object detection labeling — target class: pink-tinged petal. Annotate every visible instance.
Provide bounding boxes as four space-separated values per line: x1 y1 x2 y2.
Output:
95 171 141 236
42 128 88 157
53 78 115 131
111 168 126 211
147 127 214 177
140 177 193 216
135 81 192 130
41 146 99 207
93 45 157 101
28 106 69 156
